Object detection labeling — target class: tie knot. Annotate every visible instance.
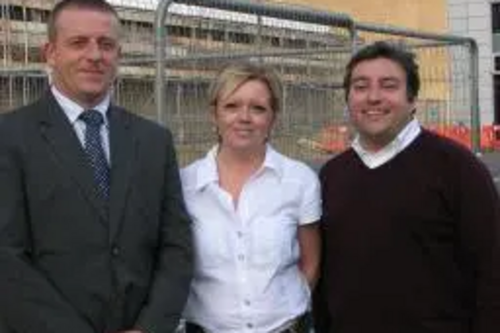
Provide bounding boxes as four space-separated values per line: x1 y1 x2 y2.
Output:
80 110 104 128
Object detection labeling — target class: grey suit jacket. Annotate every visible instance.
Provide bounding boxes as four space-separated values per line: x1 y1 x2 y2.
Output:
0 92 193 333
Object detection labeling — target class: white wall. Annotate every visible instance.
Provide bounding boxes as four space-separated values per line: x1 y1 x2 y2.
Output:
448 0 495 124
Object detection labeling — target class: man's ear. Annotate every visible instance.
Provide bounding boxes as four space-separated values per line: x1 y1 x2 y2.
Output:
409 98 417 115
43 42 56 67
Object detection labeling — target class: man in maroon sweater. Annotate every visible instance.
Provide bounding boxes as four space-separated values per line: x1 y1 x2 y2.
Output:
313 41 500 333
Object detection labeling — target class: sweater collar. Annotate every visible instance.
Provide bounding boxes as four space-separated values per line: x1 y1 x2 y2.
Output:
352 118 421 169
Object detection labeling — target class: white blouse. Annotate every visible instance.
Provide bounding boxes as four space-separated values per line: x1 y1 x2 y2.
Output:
181 145 321 333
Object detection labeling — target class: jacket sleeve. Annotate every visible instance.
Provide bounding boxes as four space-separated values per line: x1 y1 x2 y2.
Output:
0 121 96 333
135 130 193 333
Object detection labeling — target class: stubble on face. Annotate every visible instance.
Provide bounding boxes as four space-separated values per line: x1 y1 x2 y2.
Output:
45 8 121 108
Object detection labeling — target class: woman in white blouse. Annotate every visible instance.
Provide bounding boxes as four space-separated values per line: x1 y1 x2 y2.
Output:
181 63 321 333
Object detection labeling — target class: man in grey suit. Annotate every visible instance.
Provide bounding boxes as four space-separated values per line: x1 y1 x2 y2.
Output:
0 1 193 332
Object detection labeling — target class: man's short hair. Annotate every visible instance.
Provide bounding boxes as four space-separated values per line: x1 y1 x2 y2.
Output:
47 0 120 41
343 41 420 102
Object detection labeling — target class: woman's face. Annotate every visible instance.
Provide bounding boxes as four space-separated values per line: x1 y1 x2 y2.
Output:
213 79 275 153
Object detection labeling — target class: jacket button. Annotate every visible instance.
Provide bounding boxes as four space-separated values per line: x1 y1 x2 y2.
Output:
111 246 120 256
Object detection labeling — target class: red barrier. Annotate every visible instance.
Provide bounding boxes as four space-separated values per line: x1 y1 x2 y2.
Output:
427 124 500 151
305 124 500 154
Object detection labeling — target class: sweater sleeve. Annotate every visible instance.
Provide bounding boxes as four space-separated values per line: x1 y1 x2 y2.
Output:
312 165 333 333
454 153 500 333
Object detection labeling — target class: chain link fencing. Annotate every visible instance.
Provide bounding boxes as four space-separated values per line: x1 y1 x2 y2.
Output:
0 0 480 167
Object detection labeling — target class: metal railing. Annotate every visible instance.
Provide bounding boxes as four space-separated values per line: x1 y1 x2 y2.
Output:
0 0 481 163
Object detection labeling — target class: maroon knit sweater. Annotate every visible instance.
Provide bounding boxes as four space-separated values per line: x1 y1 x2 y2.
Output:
313 130 500 333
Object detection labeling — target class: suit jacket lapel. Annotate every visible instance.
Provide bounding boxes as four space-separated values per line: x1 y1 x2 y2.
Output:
108 106 136 243
37 92 109 223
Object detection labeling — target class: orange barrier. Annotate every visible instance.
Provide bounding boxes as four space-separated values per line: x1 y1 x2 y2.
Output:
426 124 471 149
426 124 500 151
480 125 500 150
297 125 350 154
316 125 350 153
302 124 500 154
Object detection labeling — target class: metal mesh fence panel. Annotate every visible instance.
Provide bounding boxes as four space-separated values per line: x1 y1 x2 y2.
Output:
0 0 53 111
0 0 160 114
0 0 480 162
112 0 158 121
0 0 353 166
156 1 355 166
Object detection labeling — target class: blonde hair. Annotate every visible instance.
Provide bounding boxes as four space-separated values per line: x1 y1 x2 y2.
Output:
208 62 282 114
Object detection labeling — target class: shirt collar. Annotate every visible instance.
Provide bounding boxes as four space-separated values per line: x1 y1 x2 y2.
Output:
194 146 219 191
352 118 421 169
51 85 111 127
261 144 284 178
194 144 284 191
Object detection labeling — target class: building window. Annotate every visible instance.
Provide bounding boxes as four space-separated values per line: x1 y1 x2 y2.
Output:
211 30 225 42
4 5 24 21
283 38 306 49
227 32 254 44
494 73 500 123
495 52 500 123
33 9 50 23
493 3 500 33
169 25 191 38
194 28 210 40
493 3 500 52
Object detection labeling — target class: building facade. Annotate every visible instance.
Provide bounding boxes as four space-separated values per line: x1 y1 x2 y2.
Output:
287 0 498 125
448 0 499 124
283 0 447 33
